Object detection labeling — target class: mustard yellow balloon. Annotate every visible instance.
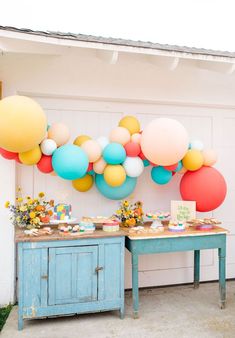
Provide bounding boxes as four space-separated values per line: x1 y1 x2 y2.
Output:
72 174 94 192
104 164 126 187
0 96 47 152
73 135 91 146
182 149 204 171
19 146 42 165
119 115 140 135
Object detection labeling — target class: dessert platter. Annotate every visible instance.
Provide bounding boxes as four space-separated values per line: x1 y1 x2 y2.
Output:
168 221 186 232
187 218 221 230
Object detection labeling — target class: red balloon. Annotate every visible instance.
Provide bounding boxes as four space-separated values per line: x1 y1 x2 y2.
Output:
0 147 17 160
164 163 178 171
124 141 141 157
180 166 227 212
37 155 53 173
87 162 93 172
139 151 146 160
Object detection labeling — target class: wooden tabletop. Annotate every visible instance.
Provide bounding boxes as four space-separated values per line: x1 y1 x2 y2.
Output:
15 228 126 243
123 225 229 240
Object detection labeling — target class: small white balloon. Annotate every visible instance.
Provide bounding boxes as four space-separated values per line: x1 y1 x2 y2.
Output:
190 140 204 151
96 136 109 150
40 139 57 156
123 156 144 177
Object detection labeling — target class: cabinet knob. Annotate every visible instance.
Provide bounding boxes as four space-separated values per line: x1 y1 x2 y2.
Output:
95 266 104 273
41 275 48 280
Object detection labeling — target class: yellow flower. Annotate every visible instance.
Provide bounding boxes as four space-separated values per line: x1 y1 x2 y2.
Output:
27 199 33 205
32 217 40 224
26 196 31 200
123 200 129 207
16 216 21 222
19 205 27 212
116 210 121 215
38 192 45 198
29 211 36 219
16 197 23 203
5 201 10 208
33 199 39 203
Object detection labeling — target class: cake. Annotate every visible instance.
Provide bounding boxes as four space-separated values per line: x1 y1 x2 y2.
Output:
103 220 119 232
79 221 96 233
168 221 186 232
54 204 72 221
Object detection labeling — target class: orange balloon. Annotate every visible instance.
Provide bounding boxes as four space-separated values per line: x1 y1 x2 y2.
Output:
109 127 130 145
93 157 107 174
48 123 70 146
202 149 217 166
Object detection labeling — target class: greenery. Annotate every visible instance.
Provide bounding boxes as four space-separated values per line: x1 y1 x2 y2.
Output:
0 305 12 331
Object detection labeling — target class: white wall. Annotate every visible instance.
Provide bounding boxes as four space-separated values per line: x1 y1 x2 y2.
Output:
1 46 235 304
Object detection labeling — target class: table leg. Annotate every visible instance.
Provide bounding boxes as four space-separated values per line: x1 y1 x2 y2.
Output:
132 254 139 318
218 246 226 309
194 250 200 289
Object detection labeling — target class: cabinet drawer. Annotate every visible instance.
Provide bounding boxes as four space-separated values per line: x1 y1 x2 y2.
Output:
48 246 98 305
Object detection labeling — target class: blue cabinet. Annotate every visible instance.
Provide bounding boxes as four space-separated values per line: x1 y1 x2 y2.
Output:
17 235 125 330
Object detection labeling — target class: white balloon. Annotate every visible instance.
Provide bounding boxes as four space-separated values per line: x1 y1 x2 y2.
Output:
190 140 204 151
123 157 144 177
40 139 57 156
96 136 109 150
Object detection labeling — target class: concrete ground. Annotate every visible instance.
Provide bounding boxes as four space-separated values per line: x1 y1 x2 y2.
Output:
1 281 235 338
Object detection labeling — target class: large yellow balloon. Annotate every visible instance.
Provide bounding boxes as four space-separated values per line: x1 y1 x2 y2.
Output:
104 165 126 187
119 115 140 135
73 135 91 146
0 96 47 152
72 174 93 192
19 145 42 165
182 149 204 171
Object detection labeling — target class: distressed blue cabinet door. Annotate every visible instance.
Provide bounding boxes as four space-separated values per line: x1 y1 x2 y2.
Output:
48 246 98 305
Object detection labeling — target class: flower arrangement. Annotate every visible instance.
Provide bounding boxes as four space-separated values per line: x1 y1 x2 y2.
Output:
114 200 144 227
5 189 54 229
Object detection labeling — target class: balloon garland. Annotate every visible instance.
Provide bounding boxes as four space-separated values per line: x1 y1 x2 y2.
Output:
0 95 227 211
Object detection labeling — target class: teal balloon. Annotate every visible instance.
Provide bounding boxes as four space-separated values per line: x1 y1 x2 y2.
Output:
151 166 172 185
95 174 137 200
174 161 183 172
103 143 126 165
88 170 95 176
52 144 89 180
143 159 150 167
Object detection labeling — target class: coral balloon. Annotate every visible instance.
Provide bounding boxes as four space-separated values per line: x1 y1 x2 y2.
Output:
37 155 53 173
40 139 57 156
141 118 189 166
151 166 172 185
103 143 126 165
0 95 47 152
73 135 91 146
104 165 126 187
48 123 70 146
131 133 142 144
0 147 17 160
95 174 137 200
119 115 140 135
19 146 42 165
52 144 88 180
109 127 130 145
190 140 204 151
202 149 218 166
93 157 107 174
72 174 94 192
81 140 102 163
96 136 109 150
123 157 144 177
164 163 178 171
124 142 141 157
180 166 227 212
182 149 204 171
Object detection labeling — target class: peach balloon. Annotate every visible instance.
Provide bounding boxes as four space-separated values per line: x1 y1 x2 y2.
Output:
81 140 102 163
93 157 107 174
109 127 130 145
202 149 218 166
141 118 189 166
48 123 70 147
131 133 142 144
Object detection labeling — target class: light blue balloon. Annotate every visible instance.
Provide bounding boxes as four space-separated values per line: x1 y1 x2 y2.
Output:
95 174 137 200
103 143 126 165
52 144 89 180
174 161 183 172
151 166 172 185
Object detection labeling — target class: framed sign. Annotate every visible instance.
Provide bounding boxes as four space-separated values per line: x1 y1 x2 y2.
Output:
171 200 196 222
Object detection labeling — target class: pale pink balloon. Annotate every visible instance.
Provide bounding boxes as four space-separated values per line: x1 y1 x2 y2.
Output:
202 149 217 166
131 133 142 144
81 140 102 163
48 123 70 147
141 118 189 166
109 127 130 145
93 157 107 174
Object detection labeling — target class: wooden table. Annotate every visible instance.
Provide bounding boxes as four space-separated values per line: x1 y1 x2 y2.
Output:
125 225 228 318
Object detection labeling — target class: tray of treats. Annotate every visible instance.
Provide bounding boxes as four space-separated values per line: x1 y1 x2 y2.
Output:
82 216 116 228
187 218 221 230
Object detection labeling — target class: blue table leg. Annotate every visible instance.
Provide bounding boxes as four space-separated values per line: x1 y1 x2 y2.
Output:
218 246 226 309
194 250 200 289
132 254 139 318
